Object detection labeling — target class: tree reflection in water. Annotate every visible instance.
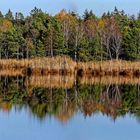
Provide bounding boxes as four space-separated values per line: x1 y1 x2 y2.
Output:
0 75 140 123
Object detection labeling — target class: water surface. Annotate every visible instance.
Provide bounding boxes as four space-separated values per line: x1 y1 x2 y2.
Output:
0 75 140 140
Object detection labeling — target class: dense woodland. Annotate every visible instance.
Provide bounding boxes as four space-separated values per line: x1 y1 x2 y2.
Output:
0 7 140 61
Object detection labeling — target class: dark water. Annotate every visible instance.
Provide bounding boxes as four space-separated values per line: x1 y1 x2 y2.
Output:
0 76 140 140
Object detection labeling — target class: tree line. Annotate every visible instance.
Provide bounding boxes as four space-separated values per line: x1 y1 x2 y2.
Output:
0 7 140 61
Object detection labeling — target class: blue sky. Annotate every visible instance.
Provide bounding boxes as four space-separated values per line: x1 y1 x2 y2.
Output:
0 0 140 16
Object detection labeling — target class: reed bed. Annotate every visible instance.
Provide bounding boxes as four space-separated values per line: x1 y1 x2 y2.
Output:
0 56 76 75
1 57 140 77
77 60 140 76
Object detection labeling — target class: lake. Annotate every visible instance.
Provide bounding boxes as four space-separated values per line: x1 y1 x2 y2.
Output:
0 75 140 140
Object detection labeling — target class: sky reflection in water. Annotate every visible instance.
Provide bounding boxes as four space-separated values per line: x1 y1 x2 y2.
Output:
0 75 140 140
0 108 139 140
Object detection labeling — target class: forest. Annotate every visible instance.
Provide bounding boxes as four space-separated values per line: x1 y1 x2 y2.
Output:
0 7 140 61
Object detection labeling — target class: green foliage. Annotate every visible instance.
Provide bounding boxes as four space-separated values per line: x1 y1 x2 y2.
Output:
0 11 3 19
0 76 140 121
5 9 14 21
122 26 140 60
83 9 96 21
0 8 140 61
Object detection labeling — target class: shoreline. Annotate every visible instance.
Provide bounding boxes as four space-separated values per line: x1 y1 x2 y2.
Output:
0 57 140 77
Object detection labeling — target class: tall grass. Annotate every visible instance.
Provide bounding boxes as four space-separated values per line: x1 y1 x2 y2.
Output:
77 60 140 76
0 56 76 75
1 57 140 76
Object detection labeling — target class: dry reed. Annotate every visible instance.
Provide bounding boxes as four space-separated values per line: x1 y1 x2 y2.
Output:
1 57 140 77
0 56 76 75
77 60 140 76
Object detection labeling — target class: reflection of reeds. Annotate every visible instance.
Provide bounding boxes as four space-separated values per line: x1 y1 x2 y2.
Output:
25 75 75 89
24 75 140 89
0 68 24 76
1 70 140 87
79 76 140 85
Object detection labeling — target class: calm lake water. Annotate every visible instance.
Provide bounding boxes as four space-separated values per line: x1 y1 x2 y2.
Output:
0 75 140 140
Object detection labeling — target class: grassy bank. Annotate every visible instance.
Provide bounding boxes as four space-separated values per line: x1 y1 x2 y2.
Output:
1 57 140 76
77 60 140 77
0 56 76 75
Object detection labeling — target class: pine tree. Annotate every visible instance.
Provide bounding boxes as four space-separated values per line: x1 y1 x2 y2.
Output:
5 9 14 21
